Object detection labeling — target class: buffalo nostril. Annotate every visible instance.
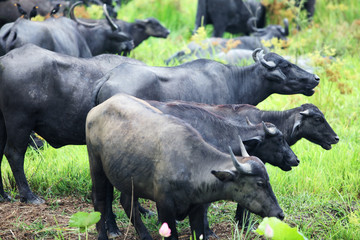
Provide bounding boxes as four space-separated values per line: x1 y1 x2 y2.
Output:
314 74 320 81
296 159 300 164
335 136 340 142
278 212 285 220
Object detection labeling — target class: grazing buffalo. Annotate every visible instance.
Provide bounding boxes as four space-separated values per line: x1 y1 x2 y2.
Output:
296 0 316 21
194 0 266 37
0 44 144 204
86 93 284 240
96 49 320 106
0 2 133 57
194 103 339 150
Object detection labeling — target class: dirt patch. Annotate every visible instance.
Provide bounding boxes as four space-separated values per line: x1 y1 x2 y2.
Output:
0 197 262 240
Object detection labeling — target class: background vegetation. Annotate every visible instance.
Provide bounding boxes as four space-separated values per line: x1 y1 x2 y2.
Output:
1 0 359 239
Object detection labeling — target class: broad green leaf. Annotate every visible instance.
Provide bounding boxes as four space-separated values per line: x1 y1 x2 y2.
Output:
254 217 307 240
69 211 101 231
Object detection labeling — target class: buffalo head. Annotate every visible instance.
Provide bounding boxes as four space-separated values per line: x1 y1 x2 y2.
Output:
70 1 134 55
249 18 289 41
292 104 339 150
134 17 170 38
244 120 299 171
212 136 284 220
253 48 320 96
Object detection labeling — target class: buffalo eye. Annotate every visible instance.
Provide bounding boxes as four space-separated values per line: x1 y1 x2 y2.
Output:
257 180 266 187
314 117 324 123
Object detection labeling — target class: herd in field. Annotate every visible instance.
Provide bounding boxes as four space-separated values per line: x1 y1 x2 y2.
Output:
0 0 340 239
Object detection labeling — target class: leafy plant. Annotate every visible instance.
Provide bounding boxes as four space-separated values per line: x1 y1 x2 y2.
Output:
69 211 101 239
255 217 307 240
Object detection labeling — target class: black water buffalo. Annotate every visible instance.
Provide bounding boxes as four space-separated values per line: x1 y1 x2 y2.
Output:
195 103 339 150
83 17 170 54
96 49 320 106
86 93 284 240
0 44 144 204
148 100 299 170
194 0 266 37
0 0 68 28
0 2 133 57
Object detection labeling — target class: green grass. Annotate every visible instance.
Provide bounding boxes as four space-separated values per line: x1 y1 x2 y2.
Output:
1 0 360 239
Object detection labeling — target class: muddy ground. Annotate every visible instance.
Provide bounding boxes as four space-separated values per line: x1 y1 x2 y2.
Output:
0 197 260 240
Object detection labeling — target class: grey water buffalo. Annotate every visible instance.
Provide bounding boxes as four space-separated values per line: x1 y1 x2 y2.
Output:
196 103 339 150
96 49 320 106
194 0 266 37
86 93 284 240
0 2 133 57
0 44 144 204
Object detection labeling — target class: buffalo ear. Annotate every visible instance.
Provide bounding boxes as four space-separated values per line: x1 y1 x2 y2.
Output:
243 137 262 151
291 114 302 137
211 170 236 182
265 69 286 82
135 19 147 29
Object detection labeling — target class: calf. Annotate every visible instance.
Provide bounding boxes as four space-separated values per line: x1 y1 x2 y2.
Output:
96 48 320 106
86 93 284 240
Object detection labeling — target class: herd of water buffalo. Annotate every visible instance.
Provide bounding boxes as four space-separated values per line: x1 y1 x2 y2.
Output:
0 0 340 239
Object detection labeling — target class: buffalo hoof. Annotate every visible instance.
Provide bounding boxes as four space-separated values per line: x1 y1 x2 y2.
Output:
205 228 218 239
20 195 45 204
138 205 156 218
107 228 122 238
0 192 13 202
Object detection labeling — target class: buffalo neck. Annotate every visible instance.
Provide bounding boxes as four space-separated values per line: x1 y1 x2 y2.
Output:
229 63 271 105
259 107 302 146
185 146 240 204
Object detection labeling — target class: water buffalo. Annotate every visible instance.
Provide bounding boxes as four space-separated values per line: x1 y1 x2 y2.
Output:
0 44 144 204
82 17 170 55
0 2 133 57
96 49 320 106
86 93 284 240
194 0 266 37
186 103 339 150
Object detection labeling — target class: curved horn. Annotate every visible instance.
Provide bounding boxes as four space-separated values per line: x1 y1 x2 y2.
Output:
283 18 289 36
262 121 277 136
247 17 259 32
300 109 311 116
246 116 256 126
228 145 253 174
252 48 262 62
258 50 277 69
103 4 119 31
238 135 250 157
70 1 99 28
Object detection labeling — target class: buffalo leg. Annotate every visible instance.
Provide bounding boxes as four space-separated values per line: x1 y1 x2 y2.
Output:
120 193 152 240
235 204 252 228
157 199 178 240
189 204 208 240
4 121 44 204
0 113 11 202
104 185 122 238
203 203 217 238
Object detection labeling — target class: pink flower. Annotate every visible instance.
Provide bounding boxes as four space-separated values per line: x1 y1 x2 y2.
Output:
264 224 274 238
159 222 171 237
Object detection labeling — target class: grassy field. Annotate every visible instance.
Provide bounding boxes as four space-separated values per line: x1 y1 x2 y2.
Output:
1 0 360 239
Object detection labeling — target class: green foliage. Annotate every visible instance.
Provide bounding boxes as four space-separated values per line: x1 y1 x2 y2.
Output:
255 217 307 240
69 211 101 233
